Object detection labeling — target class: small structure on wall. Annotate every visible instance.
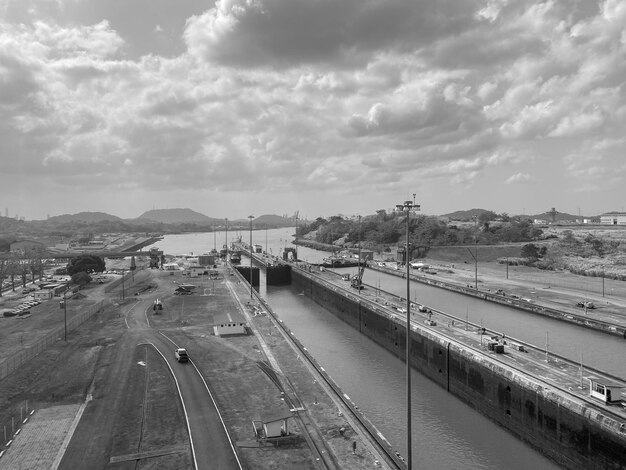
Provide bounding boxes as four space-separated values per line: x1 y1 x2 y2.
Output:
252 413 292 439
587 377 625 404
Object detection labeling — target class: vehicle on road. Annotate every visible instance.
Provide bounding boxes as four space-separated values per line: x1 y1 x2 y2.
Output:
175 348 189 362
577 300 595 309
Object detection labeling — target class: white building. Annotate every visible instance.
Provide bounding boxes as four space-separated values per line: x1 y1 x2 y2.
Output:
600 212 626 225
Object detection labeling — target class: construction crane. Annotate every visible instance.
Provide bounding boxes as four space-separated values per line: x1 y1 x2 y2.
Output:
350 264 365 290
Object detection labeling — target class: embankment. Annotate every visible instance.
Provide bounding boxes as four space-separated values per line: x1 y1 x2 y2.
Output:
366 264 626 339
292 269 626 470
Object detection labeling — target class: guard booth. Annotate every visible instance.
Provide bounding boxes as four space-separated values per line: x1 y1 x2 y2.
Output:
252 413 293 444
587 377 625 404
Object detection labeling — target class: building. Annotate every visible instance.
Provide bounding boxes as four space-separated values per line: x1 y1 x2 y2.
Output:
34 290 54 301
587 377 625 404
600 212 626 225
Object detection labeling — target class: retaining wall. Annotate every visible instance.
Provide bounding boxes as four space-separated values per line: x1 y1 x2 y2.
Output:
292 269 626 470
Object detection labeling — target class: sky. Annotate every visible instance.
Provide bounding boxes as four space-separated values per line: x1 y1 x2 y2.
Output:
1 0 625 221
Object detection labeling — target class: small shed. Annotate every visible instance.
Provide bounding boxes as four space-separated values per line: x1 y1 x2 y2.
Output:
587 377 625 404
214 322 247 336
252 413 292 439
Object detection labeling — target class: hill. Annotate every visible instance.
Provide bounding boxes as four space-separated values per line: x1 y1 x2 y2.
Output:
529 210 583 223
46 212 123 223
137 208 219 224
441 208 492 221
254 214 295 227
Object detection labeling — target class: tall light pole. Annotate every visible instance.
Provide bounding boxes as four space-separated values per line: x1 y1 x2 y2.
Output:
396 196 420 470
467 239 478 290
225 218 229 258
294 213 299 260
357 215 361 295
249 215 254 300
62 285 68 341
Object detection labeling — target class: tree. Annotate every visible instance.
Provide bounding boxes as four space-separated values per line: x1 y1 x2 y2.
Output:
67 255 106 276
0 258 9 297
478 211 497 224
72 271 91 286
521 243 541 260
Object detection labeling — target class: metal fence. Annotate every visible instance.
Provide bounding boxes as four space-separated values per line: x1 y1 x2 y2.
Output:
0 300 106 382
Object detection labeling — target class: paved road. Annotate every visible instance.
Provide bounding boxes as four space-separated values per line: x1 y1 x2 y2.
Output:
130 272 242 470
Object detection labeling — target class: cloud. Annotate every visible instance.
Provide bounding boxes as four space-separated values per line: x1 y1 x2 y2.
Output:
505 172 532 184
184 0 479 68
2 0 626 218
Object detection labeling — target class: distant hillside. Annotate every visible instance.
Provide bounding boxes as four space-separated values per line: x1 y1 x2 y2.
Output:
529 211 580 222
46 211 123 223
136 208 236 225
441 208 492 221
136 208 217 224
254 214 295 227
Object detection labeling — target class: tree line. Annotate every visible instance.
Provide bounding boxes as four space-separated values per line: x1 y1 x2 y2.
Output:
296 210 544 256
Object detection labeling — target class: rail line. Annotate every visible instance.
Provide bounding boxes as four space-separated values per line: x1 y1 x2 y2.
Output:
253 294 407 470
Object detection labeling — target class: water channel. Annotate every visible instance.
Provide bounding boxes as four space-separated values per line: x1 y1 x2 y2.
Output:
148 228 623 469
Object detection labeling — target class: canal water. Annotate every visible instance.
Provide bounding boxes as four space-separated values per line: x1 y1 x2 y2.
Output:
148 229 621 468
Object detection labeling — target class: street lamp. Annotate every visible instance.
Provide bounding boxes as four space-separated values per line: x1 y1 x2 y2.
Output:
249 215 254 300
396 195 420 470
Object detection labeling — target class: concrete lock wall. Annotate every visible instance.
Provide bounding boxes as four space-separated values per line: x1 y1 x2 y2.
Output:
292 270 626 470
235 266 260 288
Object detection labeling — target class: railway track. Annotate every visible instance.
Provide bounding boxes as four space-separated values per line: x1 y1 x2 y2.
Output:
255 298 407 470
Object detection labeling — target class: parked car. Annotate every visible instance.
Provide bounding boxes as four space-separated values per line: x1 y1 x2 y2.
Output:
175 348 189 362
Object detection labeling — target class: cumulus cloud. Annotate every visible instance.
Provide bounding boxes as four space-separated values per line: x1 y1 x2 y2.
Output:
505 172 533 184
184 0 479 68
2 0 626 218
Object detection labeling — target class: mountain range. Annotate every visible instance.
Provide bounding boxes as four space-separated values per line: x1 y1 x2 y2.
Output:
41 209 297 226
441 208 597 222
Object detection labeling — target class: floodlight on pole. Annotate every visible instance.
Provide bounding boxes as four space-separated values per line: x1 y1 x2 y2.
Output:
249 215 254 300
395 195 420 470
225 218 229 252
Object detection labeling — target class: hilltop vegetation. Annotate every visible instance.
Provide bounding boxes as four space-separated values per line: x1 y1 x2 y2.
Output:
296 210 543 254
531 229 626 280
298 213 626 280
